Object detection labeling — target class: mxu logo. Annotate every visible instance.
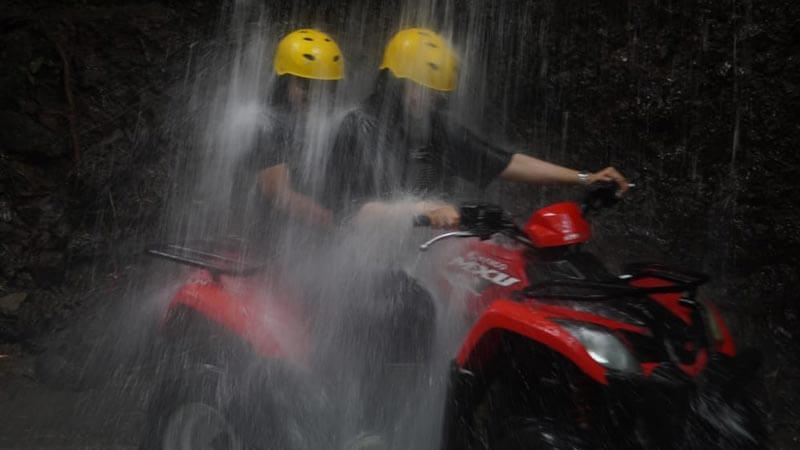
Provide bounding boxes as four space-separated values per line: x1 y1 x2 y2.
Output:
448 255 521 287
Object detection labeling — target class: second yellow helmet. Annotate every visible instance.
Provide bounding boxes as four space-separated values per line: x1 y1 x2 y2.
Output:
274 29 344 80
379 28 458 92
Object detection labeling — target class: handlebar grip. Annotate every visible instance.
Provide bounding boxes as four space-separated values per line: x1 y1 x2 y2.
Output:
581 180 634 215
412 215 431 227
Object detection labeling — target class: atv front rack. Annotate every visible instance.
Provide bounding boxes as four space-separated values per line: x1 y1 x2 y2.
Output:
521 263 709 301
146 240 266 278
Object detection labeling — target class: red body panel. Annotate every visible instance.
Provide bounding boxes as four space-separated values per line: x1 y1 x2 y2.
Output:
436 203 733 383
679 349 709 377
629 276 692 323
523 202 591 248
440 236 627 383
530 303 649 334
455 299 609 384
441 240 530 316
169 269 309 366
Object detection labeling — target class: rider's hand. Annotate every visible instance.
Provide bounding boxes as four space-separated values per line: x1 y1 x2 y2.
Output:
588 167 629 195
295 201 333 227
308 207 333 227
425 204 460 229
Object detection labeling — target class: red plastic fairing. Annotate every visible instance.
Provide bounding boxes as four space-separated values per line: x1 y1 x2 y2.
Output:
641 351 709 378
448 240 530 315
629 276 692 324
678 349 709 377
706 302 736 356
641 362 659 376
169 270 309 365
531 302 649 335
523 202 591 248
455 299 609 384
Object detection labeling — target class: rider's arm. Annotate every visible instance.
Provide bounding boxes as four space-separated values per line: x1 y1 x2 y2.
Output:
357 200 444 220
356 200 459 229
443 115 628 191
258 164 332 226
500 153 629 192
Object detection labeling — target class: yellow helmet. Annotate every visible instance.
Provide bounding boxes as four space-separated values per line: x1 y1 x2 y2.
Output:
274 29 344 80
379 28 458 92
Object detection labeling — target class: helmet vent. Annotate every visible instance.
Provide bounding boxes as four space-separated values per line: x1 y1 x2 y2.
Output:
303 37 314 41
426 42 438 48
303 54 316 61
325 38 331 42
427 62 440 71
333 55 340 62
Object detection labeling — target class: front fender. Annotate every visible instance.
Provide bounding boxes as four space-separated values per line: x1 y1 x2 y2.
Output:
456 299 609 384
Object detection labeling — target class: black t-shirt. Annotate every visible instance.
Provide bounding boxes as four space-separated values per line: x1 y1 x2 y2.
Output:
241 108 327 201
318 107 513 216
236 108 292 177
229 108 301 227
242 106 513 220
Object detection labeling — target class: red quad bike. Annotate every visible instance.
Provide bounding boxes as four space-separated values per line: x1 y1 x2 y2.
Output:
139 240 332 450
416 184 766 450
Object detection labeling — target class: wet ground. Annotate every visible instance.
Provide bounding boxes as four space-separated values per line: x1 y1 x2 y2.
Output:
0 349 142 449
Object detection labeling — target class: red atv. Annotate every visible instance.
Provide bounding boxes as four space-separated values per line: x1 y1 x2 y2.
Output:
139 185 765 450
414 185 766 449
138 238 333 450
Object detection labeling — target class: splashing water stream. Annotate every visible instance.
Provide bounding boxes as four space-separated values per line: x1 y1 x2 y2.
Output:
153 1 517 448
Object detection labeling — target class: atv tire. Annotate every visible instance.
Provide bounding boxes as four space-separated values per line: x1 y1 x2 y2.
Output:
140 362 335 450
138 364 250 450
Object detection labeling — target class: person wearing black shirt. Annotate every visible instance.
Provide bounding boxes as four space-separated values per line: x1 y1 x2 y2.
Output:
320 28 628 229
313 29 631 446
251 28 345 228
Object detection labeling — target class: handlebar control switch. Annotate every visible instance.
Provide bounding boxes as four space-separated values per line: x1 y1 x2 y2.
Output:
459 204 515 239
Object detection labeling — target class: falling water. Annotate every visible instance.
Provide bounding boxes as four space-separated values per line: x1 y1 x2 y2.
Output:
148 1 610 449
148 1 529 448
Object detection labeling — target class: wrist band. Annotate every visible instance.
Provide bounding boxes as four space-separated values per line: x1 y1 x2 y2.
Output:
577 171 590 185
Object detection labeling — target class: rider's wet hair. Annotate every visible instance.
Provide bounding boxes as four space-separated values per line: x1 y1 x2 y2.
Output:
269 74 295 110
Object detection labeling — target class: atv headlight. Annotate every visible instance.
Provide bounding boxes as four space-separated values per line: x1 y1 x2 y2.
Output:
555 320 641 374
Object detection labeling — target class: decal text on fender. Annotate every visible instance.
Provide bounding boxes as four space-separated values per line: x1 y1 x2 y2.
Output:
448 256 521 287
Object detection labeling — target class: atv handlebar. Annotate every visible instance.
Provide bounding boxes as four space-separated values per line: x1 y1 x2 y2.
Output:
414 183 633 251
581 181 635 216
416 203 527 251
414 203 518 233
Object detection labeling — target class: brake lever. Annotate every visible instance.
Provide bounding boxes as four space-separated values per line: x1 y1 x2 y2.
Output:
415 202 523 251
419 231 478 251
